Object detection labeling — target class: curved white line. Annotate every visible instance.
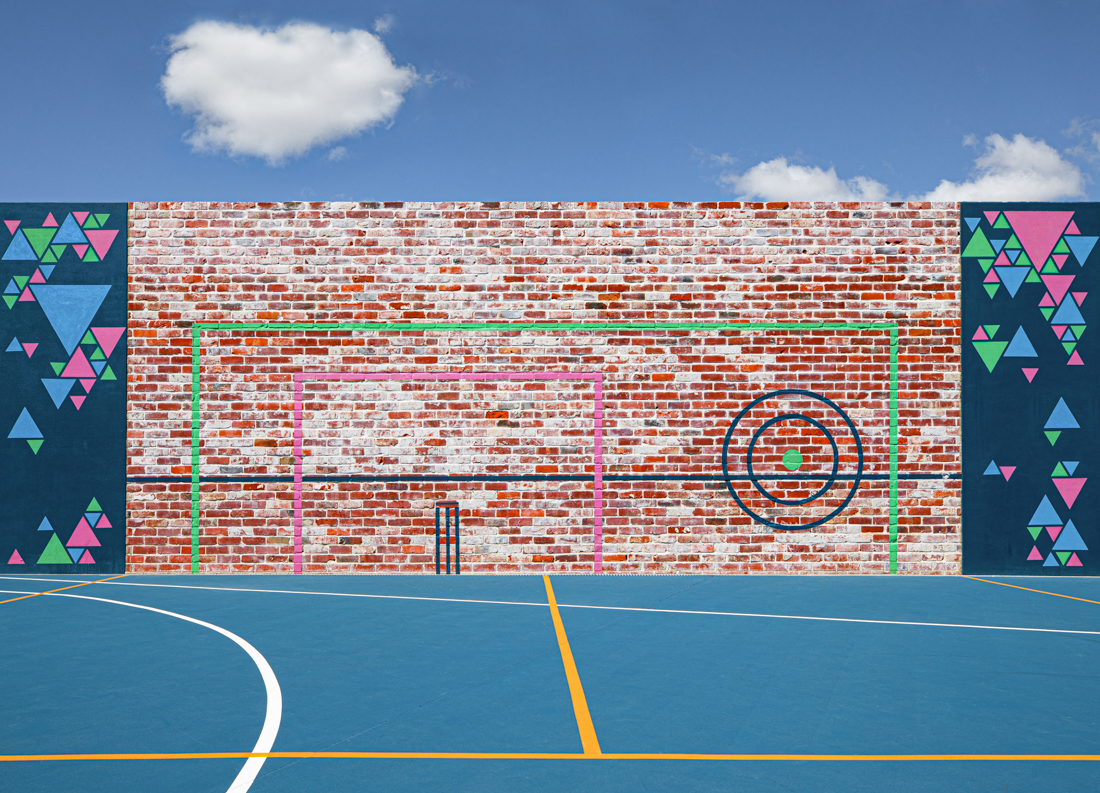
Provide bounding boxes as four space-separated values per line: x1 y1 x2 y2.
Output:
41 591 282 793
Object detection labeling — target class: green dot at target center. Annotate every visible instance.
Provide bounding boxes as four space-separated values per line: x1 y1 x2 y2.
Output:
782 449 803 471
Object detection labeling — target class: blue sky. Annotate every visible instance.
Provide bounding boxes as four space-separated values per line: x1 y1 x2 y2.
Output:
2 0 1099 201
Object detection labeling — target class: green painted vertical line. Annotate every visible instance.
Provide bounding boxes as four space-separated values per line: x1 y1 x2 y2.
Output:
889 325 899 573
191 325 201 573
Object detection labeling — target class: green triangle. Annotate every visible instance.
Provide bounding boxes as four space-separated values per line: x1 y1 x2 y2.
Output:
973 340 1009 372
1046 430 1062 446
27 439 42 455
87 497 102 511
101 365 116 381
1063 342 1077 355
1071 325 1086 339
1056 551 1072 565
90 346 105 360
978 258 994 273
1040 307 1055 320
83 214 100 228
36 533 72 564
40 248 58 263
3 295 16 309
82 330 96 344
993 213 1011 229
1054 238 1071 254
1025 268 1042 284
982 325 1001 337
13 275 29 289
1017 250 1033 268
82 247 100 262
963 227 996 258
1042 259 1059 274
984 283 1000 299
1052 462 1069 477
1027 526 1043 541
51 362 64 375
94 214 109 226
23 228 57 258
1005 233 1021 249
50 244 65 256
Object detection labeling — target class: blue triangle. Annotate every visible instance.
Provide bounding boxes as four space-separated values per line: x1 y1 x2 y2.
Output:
7 407 42 439
995 267 1029 298
1065 461 1080 475
964 217 981 232
1 230 39 261
1062 327 1076 341
991 238 1005 254
5 337 21 352
27 285 111 356
67 547 85 563
1046 398 1080 430
3 279 19 295
1028 495 1062 527
1051 297 1085 325
1003 325 1038 357
90 359 106 375
1067 235 1098 266
1006 249 1021 263
983 460 1000 475
1043 552 1060 566
37 517 53 531
1052 520 1088 551
84 512 100 525
40 378 76 409
52 214 88 245
39 264 55 279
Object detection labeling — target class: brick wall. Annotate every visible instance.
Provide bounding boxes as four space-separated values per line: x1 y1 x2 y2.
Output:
126 201 960 574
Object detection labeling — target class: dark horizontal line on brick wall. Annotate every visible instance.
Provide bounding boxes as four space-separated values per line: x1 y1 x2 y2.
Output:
127 473 960 484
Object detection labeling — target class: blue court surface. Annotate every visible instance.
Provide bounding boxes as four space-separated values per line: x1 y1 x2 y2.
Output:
2 573 1100 792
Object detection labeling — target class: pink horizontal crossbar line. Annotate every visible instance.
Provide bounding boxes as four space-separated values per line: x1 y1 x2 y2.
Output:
292 371 604 574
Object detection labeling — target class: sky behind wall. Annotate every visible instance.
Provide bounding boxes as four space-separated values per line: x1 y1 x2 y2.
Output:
2 0 1099 201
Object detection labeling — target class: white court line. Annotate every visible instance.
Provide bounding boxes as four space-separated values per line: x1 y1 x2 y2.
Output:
2 578 1098 638
0 589 281 793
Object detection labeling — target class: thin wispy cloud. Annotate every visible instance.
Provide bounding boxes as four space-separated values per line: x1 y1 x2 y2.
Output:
161 20 418 165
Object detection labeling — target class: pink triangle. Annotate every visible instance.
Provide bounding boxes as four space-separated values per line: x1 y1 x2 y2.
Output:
1069 350 1084 365
61 348 95 378
984 211 1000 225
7 549 24 564
80 378 95 393
1067 552 1083 567
3 220 19 235
91 327 125 358
78 549 95 564
72 244 88 259
993 250 1012 268
72 211 89 226
18 288 34 302
21 343 36 357
1004 211 1074 272
67 517 101 547
1047 526 1063 541
1054 254 1069 269
1022 368 1038 382
1040 274 1075 305
29 269 45 284
1073 292 1087 306
1027 546 1043 561
1066 220 1081 235
84 229 118 260
1053 477 1087 509
1052 325 1067 338
42 212 58 227
1000 466 1016 481
972 327 989 341
1039 292 1056 307
95 514 112 529
984 268 1000 283
71 395 85 409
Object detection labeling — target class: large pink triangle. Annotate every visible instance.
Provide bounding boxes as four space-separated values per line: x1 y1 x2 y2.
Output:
66 517 101 547
91 327 125 358
42 212 58 227
84 229 118 260
1027 546 1043 561
4 220 19 235
1004 211 1074 272
1040 274 1075 305
7 549 23 564
1000 466 1016 481
61 348 95 378
1053 477 1086 509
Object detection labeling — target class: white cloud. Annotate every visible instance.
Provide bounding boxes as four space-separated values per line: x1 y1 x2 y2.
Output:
327 146 348 161
161 20 418 164
920 133 1084 201
373 14 396 34
720 157 890 201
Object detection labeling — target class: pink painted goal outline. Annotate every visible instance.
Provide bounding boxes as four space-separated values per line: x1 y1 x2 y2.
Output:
293 371 605 574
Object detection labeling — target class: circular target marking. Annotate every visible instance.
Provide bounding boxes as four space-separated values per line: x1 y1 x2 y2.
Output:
721 390 864 530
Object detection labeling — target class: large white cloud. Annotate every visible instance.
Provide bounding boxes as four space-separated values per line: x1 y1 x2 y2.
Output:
161 21 418 164
719 158 890 201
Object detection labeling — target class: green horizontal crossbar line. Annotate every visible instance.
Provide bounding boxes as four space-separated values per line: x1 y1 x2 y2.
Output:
189 321 899 573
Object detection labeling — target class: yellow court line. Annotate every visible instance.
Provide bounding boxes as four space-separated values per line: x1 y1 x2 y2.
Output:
543 575 601 756
3 751 1100 762
963 576 1100 606
0 574 128 606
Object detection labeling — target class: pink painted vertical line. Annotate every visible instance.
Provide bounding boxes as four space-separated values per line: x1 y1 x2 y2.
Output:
593 373 604 574
294 374 304 574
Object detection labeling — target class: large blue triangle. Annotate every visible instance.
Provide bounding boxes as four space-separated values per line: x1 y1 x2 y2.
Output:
1052 520 1088 551
994 267 1029 298
41 378 76 409
1003 325 1038 357
7 407 42 439
1028 495 1062 527
27 284 110 355
2 230 38 260
1067 235 1098 266
1046 398 1080 429
1051 296 1085 325
1043 552 1060 566
983 460 999 475
5 337 21 352
52 213 88 245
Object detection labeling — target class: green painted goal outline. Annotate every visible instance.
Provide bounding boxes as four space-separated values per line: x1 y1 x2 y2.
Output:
190 321 900 573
